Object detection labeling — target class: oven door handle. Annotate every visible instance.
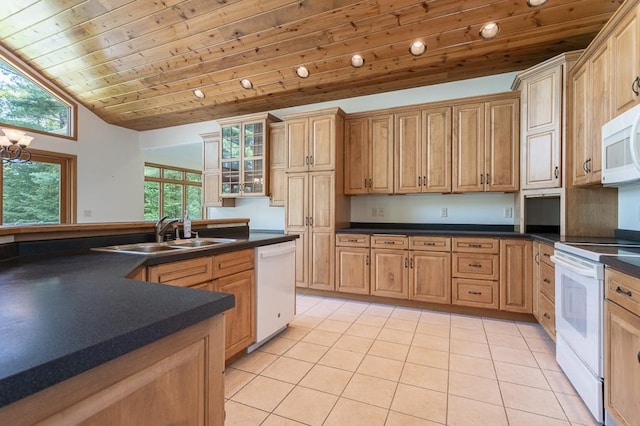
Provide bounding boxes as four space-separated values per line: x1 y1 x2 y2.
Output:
549 255 597 278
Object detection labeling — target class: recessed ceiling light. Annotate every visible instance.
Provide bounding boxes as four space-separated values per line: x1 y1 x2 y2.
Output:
409 41 426 56
479 22 500 40
240 78 253 89
526 0 548 6
350 54 365 68
295 66 310 78
193 88 205 99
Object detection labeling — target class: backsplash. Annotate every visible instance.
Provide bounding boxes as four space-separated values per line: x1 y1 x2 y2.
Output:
618 183 640 231
350 193 517 225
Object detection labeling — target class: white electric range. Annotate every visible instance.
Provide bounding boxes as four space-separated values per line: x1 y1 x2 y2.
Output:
552 238 640 425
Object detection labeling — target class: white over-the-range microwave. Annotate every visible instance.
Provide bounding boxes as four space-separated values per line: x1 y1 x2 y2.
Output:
601 102 640 185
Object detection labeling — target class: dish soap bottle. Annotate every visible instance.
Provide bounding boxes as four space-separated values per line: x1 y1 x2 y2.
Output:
183 210 191 238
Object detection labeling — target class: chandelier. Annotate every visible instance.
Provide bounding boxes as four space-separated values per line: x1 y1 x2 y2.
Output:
0 128 33 164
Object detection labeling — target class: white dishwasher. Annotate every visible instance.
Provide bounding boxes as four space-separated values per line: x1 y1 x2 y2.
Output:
247 240 296 352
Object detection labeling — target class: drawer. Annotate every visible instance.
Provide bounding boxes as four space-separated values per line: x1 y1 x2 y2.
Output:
606 268 640 316
452 238 499 254
213 248 255 278
539 243 554 267
147 257 214 287
409 236 451 252
371 234 408 250
452 253 499 280
538 292 556 339
539 261 555 302
336 233 371 248
452 278 499 310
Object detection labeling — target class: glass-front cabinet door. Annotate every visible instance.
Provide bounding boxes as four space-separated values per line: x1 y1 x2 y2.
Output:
217 114 275 198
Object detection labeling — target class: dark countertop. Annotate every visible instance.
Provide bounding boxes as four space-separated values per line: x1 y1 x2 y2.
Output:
0 231 296 408
603 255 640 278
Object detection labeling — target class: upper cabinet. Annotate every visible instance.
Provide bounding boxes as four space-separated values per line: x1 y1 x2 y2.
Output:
395 107 452 194
286 111 338 172
610 4 640 117
452 94 519 193
513 52 581 190
269 122 286 206
344 114 394 194
216 113 280 198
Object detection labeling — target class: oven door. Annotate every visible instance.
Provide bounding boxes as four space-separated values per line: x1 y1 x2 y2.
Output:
551 252 603 377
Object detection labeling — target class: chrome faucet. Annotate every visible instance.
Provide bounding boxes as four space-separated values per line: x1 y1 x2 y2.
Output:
155 216 179 242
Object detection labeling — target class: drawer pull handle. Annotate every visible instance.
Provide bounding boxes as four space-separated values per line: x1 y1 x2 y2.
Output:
535 253 540 264
543 313 551 320
423 242 436 246
383 241 396 245
348 239 359 243
468 263 482 268
542 253 551 258
543 278 551 284
468 291 482 295
468 243 482 248
616 286 633 297
404 257 408 268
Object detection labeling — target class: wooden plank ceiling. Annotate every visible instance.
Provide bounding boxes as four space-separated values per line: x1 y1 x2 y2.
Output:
0 0 624 131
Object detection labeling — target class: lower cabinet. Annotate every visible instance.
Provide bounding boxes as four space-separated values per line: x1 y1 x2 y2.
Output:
370 235 409 299
533 241 556 339
452 278 500 309
452 238 500 310
335 234 370 295
500 239 533 313
409 236 451 304
0 315 225 426
146 248 255 360
605 268 640 426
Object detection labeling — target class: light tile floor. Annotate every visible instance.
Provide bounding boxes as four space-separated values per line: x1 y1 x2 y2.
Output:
225 294 598 426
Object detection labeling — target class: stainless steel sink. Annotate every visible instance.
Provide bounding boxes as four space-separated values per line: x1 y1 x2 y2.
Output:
93 238 238 255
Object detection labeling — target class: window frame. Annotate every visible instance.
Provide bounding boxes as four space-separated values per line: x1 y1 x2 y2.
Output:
0 149 77 225
0 47 78 141
144 162 203 220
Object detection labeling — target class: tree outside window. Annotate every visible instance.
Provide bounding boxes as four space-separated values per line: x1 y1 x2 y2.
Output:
144 163 202 221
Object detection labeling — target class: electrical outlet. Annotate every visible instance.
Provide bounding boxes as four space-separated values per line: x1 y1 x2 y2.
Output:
378 207 385 217
372 208 377 217
83 209 92 218
503 207 513 218
440 208 448 218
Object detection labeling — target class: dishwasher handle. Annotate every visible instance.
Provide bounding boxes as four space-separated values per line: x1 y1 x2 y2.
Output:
259 244 296 259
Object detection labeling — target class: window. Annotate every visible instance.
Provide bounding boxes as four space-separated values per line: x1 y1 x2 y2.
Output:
144 163 202 221
1 150 76 225
0 50 77 139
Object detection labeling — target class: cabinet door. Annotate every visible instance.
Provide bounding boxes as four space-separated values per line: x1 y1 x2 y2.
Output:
409 251 451 304
309 114 336 171
422 107 452 193
292 230 309 288
605 300 640 426
532 241 540 320
395 111 422 194
336 246 370 295
344 117 369 195
215 269 255 359
453 103 485 192
486 98 519 192
269 123 286 206
310 230 334 291
370 114 394 193
499 239 533 313
286 118 309 172
221 124 242 196
241 121 266 196
309 172 334 232
588 42 610 184
572 63 590 186
285 173 308 231
371 249 408 299
203 133 226 207
610 8 640 116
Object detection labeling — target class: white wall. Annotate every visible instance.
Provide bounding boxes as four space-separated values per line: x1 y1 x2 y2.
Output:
33 105 143 223
618 183 640 231
207 198 285 230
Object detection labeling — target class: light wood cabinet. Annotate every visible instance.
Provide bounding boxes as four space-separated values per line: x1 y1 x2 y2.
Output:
452 94 519 193
409 236 451 304
285 109 349 291
335 234 370 295
395 107 451 194
533 241 556 339
610 3 640 117
202 131 234 207
344 114 394 194
513 52 581 189
269 122 286 206
499 239 533 314
0 315 225 426
371 235 409 299
146 249 255 360
452 237 500 310
217 113 280 198
605 268 640 426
